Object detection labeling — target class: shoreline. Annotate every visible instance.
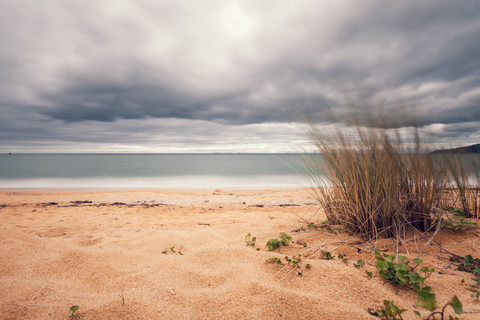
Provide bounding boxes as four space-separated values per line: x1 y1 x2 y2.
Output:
1 189 479 319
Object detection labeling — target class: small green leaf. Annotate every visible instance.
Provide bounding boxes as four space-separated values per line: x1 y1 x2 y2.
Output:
354 260 365 268
384 255 395 263
417 299 436 312
408 272 425 284
396 271 408 285
393 263 408 272
376 260 390 270
266 257 283 265
69 305 80 318
413 258 422 264
416 287 435 302
449 295 462 314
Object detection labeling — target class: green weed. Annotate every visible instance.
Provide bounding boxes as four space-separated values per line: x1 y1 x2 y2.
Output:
455 254 480 275
337 253 349 265
69 305 79 318
295 240 308 247
414 286 436 311
279 232 292 245
245 233 257 247
266 233 292 251
354 260 365 268
442 207 478 231
321 251 334 260
266 238 281 251
285 255 302 267
265 254 311 276
375 251 428 287
424 295 462 320
369 300 406 320
266 257 283 265
161 246 183 255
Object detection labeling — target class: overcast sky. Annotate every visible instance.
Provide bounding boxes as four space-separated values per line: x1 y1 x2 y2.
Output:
1 0 479 153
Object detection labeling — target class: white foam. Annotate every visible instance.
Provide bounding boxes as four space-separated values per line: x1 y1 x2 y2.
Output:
0 174 310 189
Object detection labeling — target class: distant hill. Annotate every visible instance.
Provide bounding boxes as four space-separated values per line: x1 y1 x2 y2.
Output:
432 143 480 154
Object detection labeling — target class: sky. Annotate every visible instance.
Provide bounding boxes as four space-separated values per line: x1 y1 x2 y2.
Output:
1 0 479 153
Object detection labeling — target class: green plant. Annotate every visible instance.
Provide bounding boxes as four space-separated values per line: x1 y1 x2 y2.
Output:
266 233 291 251
265 254 311 276
285 255 302 267
245 233 257 247
442 207 478 230
321 251 334 260
373 252 463 318
415 286 436 311
354 260 365 268
471 291 480 300
266 238 281 251
266 257 283 265
295 240 308 247
420 266 435 279
369 300 406 320
337 253 349 265
424 295 462 320
375 252 428 287
292 226 306 233
456 254 480 275
161 246 183 255
279 232 292 245
69 305 79 318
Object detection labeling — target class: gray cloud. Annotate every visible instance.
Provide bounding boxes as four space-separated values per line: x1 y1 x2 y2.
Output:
0 0 479 152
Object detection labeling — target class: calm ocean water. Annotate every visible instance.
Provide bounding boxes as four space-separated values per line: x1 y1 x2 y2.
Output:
0 154 308 189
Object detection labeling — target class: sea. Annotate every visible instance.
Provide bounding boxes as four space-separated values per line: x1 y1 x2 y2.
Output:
1 153 477 190
0 153 309 189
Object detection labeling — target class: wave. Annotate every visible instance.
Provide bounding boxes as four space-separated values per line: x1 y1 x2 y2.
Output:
0 174 310 189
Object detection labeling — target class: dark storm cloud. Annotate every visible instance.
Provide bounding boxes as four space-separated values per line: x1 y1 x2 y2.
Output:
0 0 479 151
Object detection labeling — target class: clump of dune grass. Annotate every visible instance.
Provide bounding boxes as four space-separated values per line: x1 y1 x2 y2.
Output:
443 154 480 219
304 111 478 241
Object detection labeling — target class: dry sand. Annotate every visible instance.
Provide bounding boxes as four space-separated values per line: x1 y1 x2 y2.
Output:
1 189 480 319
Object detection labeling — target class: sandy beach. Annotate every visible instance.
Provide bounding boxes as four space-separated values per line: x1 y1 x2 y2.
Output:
1 189 480 319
